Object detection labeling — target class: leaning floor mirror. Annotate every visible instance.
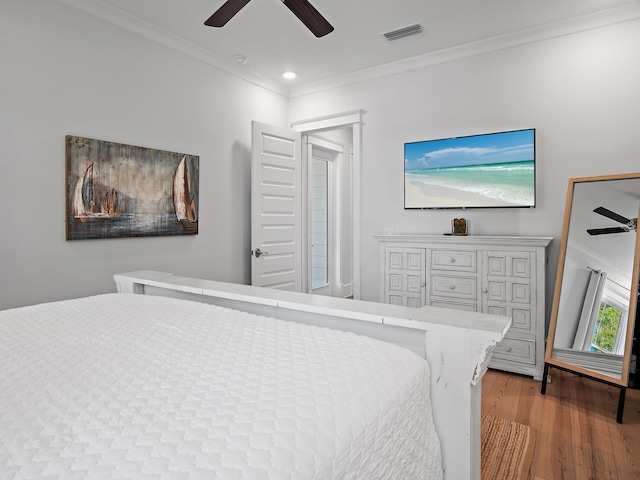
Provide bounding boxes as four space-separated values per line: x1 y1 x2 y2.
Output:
542 172 640 423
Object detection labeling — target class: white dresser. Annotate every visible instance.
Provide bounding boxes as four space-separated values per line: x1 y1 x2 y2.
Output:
375 235 552 379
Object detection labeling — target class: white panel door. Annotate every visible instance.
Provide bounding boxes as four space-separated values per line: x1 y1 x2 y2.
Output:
251 121 302 291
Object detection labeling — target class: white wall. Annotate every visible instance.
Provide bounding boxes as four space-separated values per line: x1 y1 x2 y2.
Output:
0 0 288 309
289 19 640 322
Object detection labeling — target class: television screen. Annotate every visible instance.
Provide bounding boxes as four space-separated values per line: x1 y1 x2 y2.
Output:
404 128 536 209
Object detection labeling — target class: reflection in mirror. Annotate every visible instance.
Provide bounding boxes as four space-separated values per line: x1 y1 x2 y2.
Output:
549 175 640 383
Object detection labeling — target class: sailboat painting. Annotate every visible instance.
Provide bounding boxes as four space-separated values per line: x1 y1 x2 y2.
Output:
173 156 198 233
72 164 122 220
66 136 199 240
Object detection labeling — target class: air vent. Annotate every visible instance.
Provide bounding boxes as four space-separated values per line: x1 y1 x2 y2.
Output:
382 23 425 42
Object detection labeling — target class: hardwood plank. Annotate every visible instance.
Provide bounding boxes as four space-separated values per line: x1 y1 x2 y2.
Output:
481 368 640 480
566 376 591 479
531 378 563 479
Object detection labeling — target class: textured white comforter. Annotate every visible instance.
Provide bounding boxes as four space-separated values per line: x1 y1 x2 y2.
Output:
0 294 442 479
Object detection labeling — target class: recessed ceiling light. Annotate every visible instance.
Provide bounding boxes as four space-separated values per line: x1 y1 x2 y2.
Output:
282 71 297 80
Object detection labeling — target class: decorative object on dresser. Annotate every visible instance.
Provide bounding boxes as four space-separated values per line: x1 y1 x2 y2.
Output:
542 173 640 423
452 218 468 235
376 235 552 380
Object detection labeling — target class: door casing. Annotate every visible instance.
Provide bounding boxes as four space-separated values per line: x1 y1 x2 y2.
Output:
291 110 363 299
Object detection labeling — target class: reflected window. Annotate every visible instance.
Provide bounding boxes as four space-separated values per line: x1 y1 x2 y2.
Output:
591 290 628 355
592 301 622 353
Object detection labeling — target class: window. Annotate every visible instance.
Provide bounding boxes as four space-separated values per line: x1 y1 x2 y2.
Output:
591 285 629 355
591 301 623 353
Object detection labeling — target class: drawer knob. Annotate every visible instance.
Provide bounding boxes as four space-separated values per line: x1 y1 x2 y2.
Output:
505 347 512 352
450 258 456 263
450 285 456 290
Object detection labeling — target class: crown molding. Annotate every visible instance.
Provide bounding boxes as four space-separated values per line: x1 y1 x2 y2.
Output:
55 0 289 97
289 3 640 97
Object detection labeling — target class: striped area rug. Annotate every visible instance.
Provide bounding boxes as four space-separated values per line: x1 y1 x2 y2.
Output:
481 415 532 480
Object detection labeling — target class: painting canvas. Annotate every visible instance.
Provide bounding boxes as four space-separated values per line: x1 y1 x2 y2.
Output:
66 136 199 240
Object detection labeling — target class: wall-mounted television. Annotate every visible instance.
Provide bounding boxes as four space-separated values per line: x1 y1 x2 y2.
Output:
404 128 536 209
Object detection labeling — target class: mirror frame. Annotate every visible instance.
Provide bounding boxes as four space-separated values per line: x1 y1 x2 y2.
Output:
545 172 640 387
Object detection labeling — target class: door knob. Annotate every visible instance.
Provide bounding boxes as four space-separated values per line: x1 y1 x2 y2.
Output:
254 248 269 258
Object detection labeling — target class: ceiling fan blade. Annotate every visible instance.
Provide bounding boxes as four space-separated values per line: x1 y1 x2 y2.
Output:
593 206 631 225
205 0 252 27
587 227 627 236
282 0 334 37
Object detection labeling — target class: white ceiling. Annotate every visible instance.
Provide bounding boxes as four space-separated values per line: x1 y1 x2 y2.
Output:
59 0 640 96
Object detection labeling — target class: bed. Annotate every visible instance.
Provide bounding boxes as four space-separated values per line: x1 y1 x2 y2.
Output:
0 271 510 480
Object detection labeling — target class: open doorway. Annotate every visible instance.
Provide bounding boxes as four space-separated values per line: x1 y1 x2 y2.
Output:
307 135 352 298
291 110 362 299
250 111 362 298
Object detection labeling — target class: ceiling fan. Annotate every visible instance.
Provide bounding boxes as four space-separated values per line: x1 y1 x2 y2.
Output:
205 0 334 38
587 206 638 236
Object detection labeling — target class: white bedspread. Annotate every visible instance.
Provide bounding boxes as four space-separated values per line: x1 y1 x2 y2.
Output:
0 294 442 479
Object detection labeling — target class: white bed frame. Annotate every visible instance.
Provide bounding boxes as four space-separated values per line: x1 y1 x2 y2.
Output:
115 271 510 480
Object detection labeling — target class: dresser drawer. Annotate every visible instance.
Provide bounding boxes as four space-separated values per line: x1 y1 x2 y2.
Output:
430 299 478 312
493 337 535 364
430 275 477 299
431 249 477 272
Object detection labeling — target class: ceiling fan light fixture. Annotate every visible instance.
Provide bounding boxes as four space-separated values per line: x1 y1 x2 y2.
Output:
205 0 333 37
586 206 638 235
282 71 297 79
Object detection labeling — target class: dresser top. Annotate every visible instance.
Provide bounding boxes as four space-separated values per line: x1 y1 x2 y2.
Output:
374 234 552 247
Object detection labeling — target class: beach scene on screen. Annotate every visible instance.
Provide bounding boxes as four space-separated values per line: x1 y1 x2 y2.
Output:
404 129 535 208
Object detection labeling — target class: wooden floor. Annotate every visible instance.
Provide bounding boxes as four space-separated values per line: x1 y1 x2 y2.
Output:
482 368 640 480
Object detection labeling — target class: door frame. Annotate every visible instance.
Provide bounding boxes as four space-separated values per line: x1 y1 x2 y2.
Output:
290 110 363 299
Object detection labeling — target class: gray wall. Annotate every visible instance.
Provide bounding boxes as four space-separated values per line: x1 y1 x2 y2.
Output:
0 1 288 309
289 19 640 321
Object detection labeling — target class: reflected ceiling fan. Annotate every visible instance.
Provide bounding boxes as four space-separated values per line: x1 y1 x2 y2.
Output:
204 0 334 37
587 206 638 236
